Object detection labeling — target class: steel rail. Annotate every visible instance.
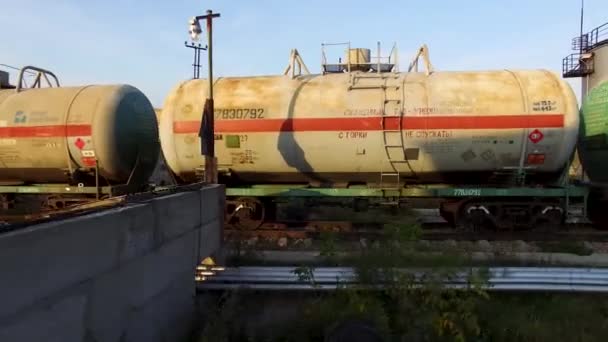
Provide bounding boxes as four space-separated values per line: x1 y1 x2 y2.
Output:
196 266 608 293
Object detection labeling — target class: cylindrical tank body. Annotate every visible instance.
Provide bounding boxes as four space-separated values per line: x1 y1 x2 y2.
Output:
160 70 579 186
578 43 608 184
0 85 159 185
578 80 608 184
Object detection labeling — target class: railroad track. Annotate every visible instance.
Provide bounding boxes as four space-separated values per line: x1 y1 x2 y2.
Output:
196 266 608 293
225 220 608 242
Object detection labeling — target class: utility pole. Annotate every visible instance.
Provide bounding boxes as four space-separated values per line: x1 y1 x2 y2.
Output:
580 0 585 55
184 41 206 79
189 9 221 183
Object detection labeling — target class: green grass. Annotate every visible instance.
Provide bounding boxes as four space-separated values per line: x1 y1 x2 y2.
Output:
204 220 607 341
475 293 608 342
536 241 595 256
192 292 608 342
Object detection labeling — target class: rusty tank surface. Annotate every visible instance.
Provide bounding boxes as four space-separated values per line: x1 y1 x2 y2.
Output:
0 67 160 186
160 45 579 187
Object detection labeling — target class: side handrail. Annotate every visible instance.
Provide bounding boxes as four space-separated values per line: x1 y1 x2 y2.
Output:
16 65 60 92
407 44 434 76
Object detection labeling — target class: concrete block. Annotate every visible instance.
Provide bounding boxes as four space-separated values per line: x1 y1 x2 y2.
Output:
85 272 133 342
86 230 197 342
0 293 87 342
152 190 202 242
198 218 221 262
117 203 158 263
200 184 224 225
139 229 198 300
123 270 195 342
0 185 220 340
0 208 131 318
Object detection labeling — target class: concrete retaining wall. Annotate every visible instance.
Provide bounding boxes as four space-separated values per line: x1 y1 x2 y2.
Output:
0 184 224 342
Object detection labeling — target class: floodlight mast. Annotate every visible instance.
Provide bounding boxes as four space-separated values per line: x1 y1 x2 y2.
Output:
189 9 220 184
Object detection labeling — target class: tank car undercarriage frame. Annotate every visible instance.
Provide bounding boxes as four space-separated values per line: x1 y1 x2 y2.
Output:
223 185 589 231
0 183 145 219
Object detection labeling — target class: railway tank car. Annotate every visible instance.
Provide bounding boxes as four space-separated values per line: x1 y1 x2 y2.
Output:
160 49 579 187
0 66 160 211
578 81 608 184
563 21 608 226
159 44 586 230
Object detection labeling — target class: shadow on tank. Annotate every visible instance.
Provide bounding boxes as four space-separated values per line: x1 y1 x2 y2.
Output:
277 76 333 186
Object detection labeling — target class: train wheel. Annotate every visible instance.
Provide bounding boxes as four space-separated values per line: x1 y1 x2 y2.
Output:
227 197 265 230
455 202 496 232
533 206 565 232
42 195 66 211
0 194 15 210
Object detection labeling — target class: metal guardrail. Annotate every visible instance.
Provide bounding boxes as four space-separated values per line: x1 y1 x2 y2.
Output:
197 266 608 293
562 53 594 77
588 22 608 48
571 21 608 51
563 20 608 78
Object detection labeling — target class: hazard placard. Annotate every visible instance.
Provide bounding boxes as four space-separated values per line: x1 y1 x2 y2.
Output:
528 129 544 144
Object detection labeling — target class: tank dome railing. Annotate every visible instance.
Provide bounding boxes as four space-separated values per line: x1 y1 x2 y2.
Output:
283 48 311 79
15 66 60 93
407 44 435 76
0 63 38 89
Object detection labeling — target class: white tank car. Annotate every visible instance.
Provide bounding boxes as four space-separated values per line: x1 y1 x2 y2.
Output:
159 48 579 187
0 68 159 186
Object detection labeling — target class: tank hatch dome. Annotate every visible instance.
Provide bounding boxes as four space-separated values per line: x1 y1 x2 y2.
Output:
0 71 12 89
346 48 371 72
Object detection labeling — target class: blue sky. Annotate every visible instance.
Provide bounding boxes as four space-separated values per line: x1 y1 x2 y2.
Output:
1 0 606 107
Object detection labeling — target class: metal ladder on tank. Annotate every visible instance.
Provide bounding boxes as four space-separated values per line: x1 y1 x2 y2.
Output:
349 74 411 189
379 78 409 189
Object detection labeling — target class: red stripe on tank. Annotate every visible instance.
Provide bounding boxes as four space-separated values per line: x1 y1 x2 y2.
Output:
172 114 565 133
0 125 92 138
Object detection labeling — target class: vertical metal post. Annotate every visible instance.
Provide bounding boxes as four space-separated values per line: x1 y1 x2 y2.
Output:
95 158 100 200
580 0 585 56
195 9 220 184
395 45 399 72
321 44 324 75
206 10 215 102
377 41 381 74
347 42 351 73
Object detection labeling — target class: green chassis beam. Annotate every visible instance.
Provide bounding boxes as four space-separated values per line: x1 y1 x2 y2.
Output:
226 185 589 198
0 184 113 195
